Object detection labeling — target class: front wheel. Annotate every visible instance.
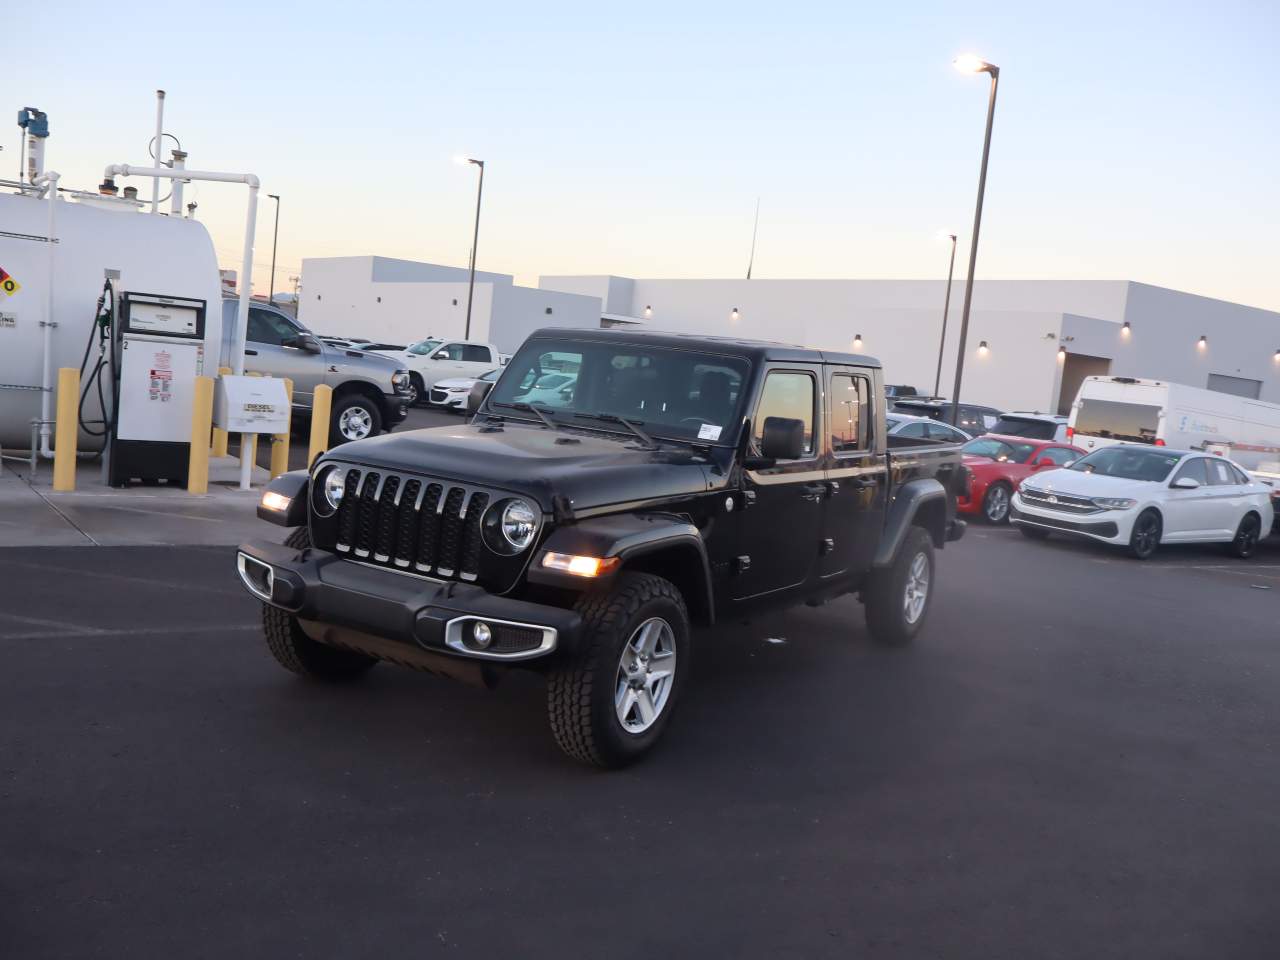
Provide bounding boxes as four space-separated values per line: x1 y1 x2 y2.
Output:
407 373 426 406
329 393 383 447
547 572 690 768
1228 512 1262 559
864 526 935 646
982 482 1012 524
1128 509 1162 560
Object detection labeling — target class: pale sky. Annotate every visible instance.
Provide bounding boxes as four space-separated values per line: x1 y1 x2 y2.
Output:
10 0 1279 310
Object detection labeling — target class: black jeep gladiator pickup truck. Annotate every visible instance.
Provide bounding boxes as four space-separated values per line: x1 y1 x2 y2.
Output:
237 329 967 767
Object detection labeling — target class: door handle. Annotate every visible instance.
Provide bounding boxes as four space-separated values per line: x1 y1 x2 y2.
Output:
801 483 826 502
244 349 258 356
847 476 876 489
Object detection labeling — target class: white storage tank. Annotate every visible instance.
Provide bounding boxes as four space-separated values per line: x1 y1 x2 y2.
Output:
0 190 223 450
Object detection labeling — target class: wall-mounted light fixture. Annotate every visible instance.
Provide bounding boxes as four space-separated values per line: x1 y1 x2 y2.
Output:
1273 349 1280 363
1058 346 1067 361
644 304 652 319
853 334 864 350
1121 321 1131 337
1197 335 1208 350
977 340 989 356
731 307 740 321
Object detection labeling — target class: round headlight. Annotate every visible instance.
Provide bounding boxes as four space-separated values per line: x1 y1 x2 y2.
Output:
500 499 539 551
319 469 346 515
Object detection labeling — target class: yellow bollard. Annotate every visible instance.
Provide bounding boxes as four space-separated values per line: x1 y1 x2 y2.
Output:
187 375 215 494
210 366 232 457
269 378 294 478
52 367 80 492
309 384 333 466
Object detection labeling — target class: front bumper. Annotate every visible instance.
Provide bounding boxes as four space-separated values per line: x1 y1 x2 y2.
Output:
382 394 411 427
429 390 468 410
1010 494 1127 542
236 539 581 663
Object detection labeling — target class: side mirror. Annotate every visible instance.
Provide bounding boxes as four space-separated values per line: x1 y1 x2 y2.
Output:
467 379 494 414
760 416 805 461
297 334 323 353
1035 457 1056 468
433 350 450 360
1171 476 1200 490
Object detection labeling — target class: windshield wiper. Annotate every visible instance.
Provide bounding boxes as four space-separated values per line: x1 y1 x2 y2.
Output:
573 412 656 448
489 400 560 431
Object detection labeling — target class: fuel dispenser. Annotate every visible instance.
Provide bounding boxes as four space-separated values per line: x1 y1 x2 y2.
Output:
107 291 206 486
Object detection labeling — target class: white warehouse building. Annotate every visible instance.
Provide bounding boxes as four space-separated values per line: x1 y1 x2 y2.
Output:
536 276 1280 415
299 256 1280 415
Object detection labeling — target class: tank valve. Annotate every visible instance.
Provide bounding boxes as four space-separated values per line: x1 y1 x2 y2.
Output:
99 177 118 196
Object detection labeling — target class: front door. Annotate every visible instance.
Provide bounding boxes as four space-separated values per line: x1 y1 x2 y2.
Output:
1162 457 1215 540
821 367 887 585
245 307 318 406
733 367 826 601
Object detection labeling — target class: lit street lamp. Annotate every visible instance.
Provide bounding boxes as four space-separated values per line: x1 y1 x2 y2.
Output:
267 193 281 307
948 54 1000 426
456 156 486 339
933 231 958 397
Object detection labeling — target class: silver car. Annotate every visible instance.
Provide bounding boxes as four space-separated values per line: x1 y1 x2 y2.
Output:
219 300 413 445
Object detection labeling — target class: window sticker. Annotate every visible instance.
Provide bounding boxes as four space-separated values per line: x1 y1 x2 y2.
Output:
698 423 722 441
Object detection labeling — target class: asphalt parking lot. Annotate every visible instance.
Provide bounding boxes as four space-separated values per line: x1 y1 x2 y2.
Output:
4 519 1279 959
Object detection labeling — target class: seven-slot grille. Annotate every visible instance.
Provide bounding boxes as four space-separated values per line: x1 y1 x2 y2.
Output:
1018 488 1101 514
329 467 491 581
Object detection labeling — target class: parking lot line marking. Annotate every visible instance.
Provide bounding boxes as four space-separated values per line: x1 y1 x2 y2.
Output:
0 623 259 641
0 611 108 634
0 557 245 596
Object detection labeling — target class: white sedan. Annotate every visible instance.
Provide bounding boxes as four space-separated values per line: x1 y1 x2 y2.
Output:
1011 445 1273 559
428 369 498 412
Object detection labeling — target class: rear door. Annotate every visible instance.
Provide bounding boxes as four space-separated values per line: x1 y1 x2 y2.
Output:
821 367 887 585
733 366 826 602
1204 457 1250 537
456 344 495 378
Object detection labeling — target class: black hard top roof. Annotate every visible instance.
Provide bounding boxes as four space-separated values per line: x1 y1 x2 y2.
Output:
525 326 881 368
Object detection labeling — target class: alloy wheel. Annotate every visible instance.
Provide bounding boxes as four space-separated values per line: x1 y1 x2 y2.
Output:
1236 515 1260 557
1132 513 1160 557
903 551 930 624
615 617 677 734
985 486 1010 522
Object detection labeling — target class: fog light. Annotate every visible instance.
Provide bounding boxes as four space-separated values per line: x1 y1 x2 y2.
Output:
471 622 492 649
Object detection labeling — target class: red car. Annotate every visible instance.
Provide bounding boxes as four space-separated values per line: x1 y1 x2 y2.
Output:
957 434 1085 523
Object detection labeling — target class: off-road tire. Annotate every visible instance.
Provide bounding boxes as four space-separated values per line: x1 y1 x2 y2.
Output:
1227 512 1262 559
261 528 378 681
408 373 426 407
982 482 1012 524
547 572 690 768
864 526 935 647
329 392 383 447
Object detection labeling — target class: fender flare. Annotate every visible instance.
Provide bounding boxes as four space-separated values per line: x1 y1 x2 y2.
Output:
873 478 949 568
528 513 715 623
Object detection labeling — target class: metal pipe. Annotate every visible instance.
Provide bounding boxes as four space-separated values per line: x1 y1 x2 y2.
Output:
950 66 1000 426
267 194 280 306
103 163 261 376
933 233 957 397
463 159 485 340
32 171 60 458
151 90 165 215
170 150 187 217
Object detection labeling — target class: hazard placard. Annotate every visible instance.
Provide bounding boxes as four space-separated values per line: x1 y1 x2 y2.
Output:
0 267 20 297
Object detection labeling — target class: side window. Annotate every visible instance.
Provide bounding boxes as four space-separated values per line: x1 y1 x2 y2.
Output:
437 343 466 361
898 422 929 439
1231 463 1251 484
830 373 870 453
246 307 296 346
1041 447 1077 466
1207 458 1239 485
753 371 816 458
1172 458 1210 486
461 345 490 363
926 422 961 442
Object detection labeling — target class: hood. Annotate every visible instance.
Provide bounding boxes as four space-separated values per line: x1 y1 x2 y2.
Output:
1019 467 1156 499
322 421 714 513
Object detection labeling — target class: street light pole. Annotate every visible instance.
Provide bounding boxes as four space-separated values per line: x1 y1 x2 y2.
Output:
933 232 957 397
949 56 1000 425
267 193 280 307
461 158 485 340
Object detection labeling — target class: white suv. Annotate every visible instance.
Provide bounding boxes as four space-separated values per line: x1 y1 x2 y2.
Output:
990 412 1069 443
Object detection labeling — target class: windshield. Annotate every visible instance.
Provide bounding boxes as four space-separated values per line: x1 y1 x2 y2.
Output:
992 416 1057 440
1075 398 1160 443
1069 446 1181 481
407 338 443 357
962 437 1036 463
486 337 751 445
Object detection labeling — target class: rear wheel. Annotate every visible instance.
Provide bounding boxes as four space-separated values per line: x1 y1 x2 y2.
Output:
261 528 378 681
329 392 383 446
1228 512 1262 559
1128 509 1162 560
982 482 1012 524
547 572 690 768
864 526 934 646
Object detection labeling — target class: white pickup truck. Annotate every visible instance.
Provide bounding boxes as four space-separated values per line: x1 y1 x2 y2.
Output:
378 338 508 405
